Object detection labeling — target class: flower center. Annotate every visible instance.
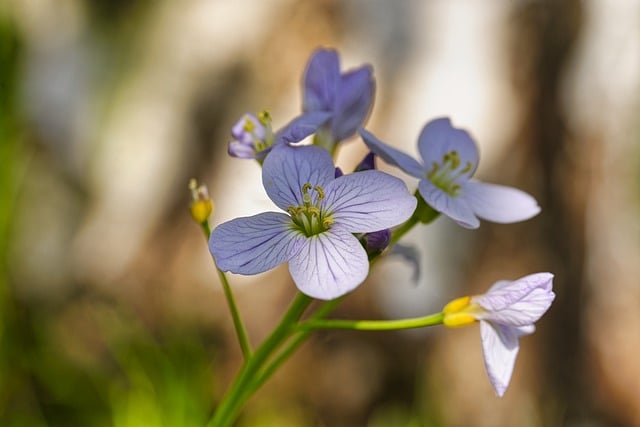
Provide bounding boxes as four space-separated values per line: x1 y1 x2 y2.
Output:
244 110 274 152
287 183 334 236
427 150 472 196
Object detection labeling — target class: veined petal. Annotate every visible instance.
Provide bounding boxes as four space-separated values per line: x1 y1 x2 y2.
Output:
418 179 479 229
474 273 555 326
303 48 340 113
331 66 375 142
209 212 304 275
324 170 416 232
359 128 425 178
463 181 541 223
262 145 335 211
480 321 521 397
288 227 369 300
228 141 257 159
276 112 331 144
418 118 478 179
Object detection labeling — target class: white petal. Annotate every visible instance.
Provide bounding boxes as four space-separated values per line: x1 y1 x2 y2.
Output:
463 181 540 223
480 321 521 397
418 179 479 229
288 227 369 300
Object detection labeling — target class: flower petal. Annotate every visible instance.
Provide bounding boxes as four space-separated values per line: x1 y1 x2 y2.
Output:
463 181 541 223
228 141 257 159
209 212 305 275
418 179 480 229
303 48 340 113
331 66 375 141
474 273 555 326
275 112 331 144
288 227 369 300
480 321 520 397
323 170 416 232
359 128 425 178
418 118 478 179
262 145 335 211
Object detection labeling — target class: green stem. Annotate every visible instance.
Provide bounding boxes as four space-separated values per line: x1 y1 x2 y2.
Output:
216 267 252 359
389 214 418 247
208 292 312 427
246 297 344 394
299 312 445 331
201 219 252 359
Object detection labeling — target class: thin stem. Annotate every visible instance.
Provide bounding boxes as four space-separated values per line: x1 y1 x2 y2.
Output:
208 292 313 427
389 214 418 247
201 219 252 359
216 267 252 359
246 297 344 394
299 312 445 331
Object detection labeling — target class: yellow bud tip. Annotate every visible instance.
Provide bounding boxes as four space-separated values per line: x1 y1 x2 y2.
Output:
189 179 214 224
442 295 471 314
442 295 478 328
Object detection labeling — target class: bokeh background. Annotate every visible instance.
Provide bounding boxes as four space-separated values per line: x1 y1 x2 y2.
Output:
2 1 639 426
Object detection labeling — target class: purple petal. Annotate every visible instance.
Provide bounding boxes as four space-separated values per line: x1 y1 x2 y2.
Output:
324 170 417 232
331 66 375 141
231 113 264 144
228 141 257 159
364 229 391 253
480 321 520 397
463 181 541 223
474 273 555 326
275 112 331 144
418 179 480 229
209 212 305 275
418 118 478 180
359 128 425 178
262 145 335 211
354 151 376 172
303 48 340 113
288 227 369 300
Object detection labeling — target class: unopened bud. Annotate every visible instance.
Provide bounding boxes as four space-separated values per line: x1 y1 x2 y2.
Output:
189 179 213 224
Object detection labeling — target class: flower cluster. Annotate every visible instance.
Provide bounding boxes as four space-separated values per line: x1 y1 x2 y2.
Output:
205 47 554 400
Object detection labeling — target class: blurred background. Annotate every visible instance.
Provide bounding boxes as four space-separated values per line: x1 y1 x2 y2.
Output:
1 0 639 426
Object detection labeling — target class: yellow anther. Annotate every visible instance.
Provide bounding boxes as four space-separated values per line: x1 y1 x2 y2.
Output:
322 217 334 228
302 183 312 193
258 110 271 125
461 161 472 174
243 117 255 132
314 186 325 200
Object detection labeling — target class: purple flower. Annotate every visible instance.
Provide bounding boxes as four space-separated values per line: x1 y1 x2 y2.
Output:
442 273 555 396
360 118 541 229
229 110 329 161
303 48 375 151
209 144 416 300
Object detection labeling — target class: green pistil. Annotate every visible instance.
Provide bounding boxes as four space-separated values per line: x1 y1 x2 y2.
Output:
287 183 333 236
427 150 472 196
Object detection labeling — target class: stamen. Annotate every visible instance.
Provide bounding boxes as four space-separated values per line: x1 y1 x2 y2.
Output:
258 110 271 126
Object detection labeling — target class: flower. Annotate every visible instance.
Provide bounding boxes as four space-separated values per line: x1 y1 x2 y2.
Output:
209 144 416 300
303 48 375 151
360 118 541 229
228 110 329 161
442 273 555 396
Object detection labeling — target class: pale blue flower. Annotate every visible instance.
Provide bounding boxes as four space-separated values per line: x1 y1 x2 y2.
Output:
443 272 555 396
228 110 329 161
303 48 375 151
360 118 541 228
209 144 416 300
